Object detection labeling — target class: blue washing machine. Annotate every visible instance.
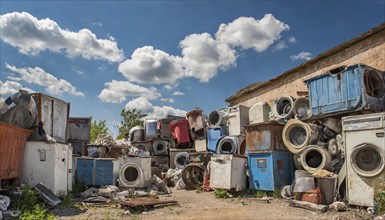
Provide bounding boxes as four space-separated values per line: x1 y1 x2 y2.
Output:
248 151 293 191
207 127 224 152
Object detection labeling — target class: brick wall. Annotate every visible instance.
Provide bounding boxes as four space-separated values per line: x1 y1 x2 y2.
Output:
232 29 385 108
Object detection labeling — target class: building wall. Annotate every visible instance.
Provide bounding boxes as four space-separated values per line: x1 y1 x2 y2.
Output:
233 29 385 108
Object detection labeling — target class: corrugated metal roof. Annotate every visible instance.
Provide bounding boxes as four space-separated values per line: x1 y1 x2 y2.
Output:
226 22 385 104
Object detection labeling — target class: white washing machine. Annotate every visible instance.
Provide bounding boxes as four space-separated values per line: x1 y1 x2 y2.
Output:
217 135 246 155
118 156 151 188
343 112 385 207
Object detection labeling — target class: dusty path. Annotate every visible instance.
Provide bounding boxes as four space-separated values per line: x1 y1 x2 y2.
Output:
55 189 371 220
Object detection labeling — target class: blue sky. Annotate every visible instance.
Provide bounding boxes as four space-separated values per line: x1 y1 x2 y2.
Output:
1 1 384 135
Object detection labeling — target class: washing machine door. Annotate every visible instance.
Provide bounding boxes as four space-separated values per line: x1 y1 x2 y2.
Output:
119 162 143 188
350 143 385 177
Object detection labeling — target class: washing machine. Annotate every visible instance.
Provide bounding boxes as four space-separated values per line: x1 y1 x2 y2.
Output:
217 135 246 154
169 148 195 169
343 112 385 207
118 156 151 188
152 140 169 156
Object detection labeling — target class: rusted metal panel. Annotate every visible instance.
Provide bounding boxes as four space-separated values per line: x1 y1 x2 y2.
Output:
244 122 286 152
30 93 70 143
186 109 206 138
120 197 178 208
0 122 32 179
68 117 91 142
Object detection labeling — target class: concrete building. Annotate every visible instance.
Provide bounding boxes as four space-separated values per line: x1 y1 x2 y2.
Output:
226 23 385 107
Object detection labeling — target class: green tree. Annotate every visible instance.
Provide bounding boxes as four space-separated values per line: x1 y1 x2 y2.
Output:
116 108 146 139
90 120 109 142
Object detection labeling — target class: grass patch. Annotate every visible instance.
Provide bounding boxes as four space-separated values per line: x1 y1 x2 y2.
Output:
255 190 268 198
374 182 385 214
19 204 56 220
273 188 282 199
130 215 140 220
12 186 38 211
214 189 232 199
12 186 56 220
57 192 75 209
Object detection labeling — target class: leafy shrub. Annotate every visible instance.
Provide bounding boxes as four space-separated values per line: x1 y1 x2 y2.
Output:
214 189 232 199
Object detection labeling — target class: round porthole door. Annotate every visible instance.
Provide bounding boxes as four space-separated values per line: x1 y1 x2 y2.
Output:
351 143 385 177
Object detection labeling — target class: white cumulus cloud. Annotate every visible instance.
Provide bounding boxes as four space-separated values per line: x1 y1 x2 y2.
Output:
125 97 186 119
180 33 237 82
118 46 183 84
5 63 84 96
215 14 290 52
173 91 184 96
98 80 161 103
290 52 312 61
163 85 173 91
0 80 34 98
161 98 175 103
117 14 289 85
288 37 296 44
0 11 124 62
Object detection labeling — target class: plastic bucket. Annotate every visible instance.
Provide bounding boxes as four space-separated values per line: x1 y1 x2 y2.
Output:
169 119 190 148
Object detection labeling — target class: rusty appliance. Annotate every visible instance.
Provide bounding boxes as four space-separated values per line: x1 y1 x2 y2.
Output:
343 112 385 207
210 154 247 191
248 151 293 191
0 122 32 180
29 93 70 143
68 117 91 142
305 64 385 117
244 122 286 152
186 108 206 139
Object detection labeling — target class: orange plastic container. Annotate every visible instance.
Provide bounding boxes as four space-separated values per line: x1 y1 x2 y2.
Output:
0 122 32 179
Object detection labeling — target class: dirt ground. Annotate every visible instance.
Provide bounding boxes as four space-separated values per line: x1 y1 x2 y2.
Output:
54 188 372 220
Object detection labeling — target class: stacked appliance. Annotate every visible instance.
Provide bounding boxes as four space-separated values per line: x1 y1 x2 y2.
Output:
342 112 385 207
20 93 73 195
207 105 248 155
118 156 152 188
210 154 247 191
21 141 73 195
245 122 293 191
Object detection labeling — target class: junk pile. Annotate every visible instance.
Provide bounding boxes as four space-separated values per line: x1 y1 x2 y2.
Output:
1 63 384 216
273 64 385 210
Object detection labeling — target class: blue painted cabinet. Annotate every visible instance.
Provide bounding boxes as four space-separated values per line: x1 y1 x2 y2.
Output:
76 158 93 185
248 151 293 191
76 158 117 186
305 64 385 116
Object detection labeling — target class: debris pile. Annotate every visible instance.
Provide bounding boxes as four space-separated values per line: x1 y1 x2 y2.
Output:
1 63 384 217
